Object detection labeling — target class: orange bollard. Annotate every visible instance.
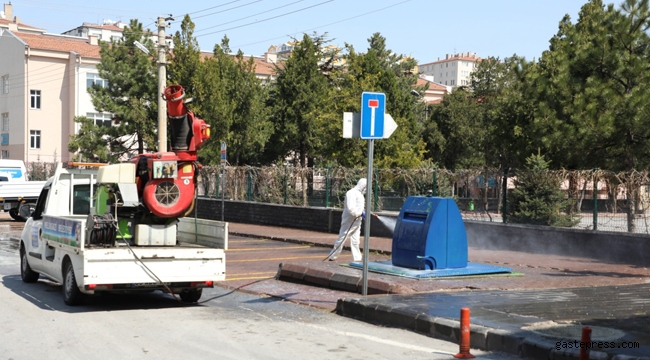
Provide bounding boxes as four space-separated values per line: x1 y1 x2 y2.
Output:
454 307 475 359
579 326 592 360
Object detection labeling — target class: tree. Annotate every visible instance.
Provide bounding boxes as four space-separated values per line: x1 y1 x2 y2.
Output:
424 89 484 170
316 33 426 168
69 19 158 163
508 153 576 227
193 36 271 166
531 0 650 231
265 33 331 167
168 14 202 99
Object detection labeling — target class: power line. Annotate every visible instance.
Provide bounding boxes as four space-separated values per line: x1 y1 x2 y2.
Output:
175 0 264 23
194 0 305 34
195 0 334 38
186 0 242 16
231 0 411 49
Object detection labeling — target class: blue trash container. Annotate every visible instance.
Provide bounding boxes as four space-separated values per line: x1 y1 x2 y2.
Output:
392 196 468 270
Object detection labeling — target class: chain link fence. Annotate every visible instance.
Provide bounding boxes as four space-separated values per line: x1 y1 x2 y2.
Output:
197 166 650 234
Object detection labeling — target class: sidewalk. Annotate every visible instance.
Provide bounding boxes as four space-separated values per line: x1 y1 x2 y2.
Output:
228 222 650 360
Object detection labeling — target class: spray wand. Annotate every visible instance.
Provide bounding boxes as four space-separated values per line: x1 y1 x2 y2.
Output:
323 212 378 261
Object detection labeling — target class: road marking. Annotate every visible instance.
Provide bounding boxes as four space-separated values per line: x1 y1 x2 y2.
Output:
300 322 455 355
223 276 276 281
229 255 332 262
229 271 277 276
229 239 270 243
227 246 311 252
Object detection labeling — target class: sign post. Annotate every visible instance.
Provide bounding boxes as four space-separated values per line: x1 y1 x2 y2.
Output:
341 92 397 295
221 142 226 222
360 92 386 296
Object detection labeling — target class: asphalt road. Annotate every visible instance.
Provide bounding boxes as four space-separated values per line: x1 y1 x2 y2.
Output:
0 215 516 359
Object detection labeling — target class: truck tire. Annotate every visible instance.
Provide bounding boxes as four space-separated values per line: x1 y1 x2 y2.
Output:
9 209 21 221
20 246 39 283
179 288 202 303
63 261 84 306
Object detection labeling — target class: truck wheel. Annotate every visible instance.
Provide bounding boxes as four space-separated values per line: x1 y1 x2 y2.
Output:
179 289 202 303
63 261 84 306
9 209 21 221
20 246 39 283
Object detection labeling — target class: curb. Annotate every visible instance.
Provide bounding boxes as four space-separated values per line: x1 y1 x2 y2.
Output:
276 263 411 295
335 298 650 360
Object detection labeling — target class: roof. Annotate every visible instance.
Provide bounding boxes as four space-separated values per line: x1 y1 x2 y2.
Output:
199 51 277 77
420 54 482 66
81 24 124 32
0 18 45 32
12 31 101 58
416 77 447 91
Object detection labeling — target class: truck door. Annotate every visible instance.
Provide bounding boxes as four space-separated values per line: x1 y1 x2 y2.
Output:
23 186 49 272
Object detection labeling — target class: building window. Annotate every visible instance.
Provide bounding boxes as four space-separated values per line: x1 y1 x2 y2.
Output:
1 113 7 132
1 150 9 159
1 75 8 94
30 90 41 109
87 73 109 89
87 112 113 127
30 130 41 149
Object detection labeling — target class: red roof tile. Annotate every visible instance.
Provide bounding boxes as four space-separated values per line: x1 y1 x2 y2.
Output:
0 18 44 31
416 77 447 91
199 51 277 77
12 31 101 58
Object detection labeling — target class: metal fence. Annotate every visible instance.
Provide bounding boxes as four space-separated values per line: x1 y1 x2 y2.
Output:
197 166 650 234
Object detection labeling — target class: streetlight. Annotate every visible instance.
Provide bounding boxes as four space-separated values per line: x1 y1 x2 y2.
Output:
410 90 428 122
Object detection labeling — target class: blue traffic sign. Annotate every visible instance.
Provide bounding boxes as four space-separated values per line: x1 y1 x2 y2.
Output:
360 92 386 140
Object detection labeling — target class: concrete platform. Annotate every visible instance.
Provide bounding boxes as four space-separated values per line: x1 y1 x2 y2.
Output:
230 222 650 360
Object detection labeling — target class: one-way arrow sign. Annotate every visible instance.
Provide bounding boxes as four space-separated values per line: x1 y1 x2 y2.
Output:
382 114 397 139
342 112 397 139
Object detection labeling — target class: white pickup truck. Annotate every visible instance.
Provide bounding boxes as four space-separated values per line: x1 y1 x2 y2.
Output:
0 159 46 221
19 162 226 305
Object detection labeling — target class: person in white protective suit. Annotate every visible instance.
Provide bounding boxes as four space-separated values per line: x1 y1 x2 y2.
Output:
328 178 367 261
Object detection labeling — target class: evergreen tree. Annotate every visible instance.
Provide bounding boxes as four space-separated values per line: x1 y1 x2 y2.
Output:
508 153 576 227
168 15 201 99
68 19 158 163
265 33 330 167
193 36 271 166
530 0 650 231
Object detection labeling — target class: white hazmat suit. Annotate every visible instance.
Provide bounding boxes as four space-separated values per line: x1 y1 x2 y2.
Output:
328 178 367 261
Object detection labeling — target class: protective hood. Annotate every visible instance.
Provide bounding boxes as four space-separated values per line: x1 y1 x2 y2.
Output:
355 178 367 193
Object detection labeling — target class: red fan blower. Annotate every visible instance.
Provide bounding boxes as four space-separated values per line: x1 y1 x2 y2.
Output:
130 84 210 218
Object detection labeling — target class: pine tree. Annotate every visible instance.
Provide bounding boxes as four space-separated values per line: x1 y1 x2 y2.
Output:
508 153 576 227
68 19 158 163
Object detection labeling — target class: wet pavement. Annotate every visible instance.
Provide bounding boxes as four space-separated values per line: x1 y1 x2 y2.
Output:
227 222 650 359
4 213 650 359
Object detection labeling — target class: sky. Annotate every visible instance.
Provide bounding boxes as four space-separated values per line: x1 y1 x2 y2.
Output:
6 0 593 63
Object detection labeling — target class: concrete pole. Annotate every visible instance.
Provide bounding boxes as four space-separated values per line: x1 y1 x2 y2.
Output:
157 17 167 153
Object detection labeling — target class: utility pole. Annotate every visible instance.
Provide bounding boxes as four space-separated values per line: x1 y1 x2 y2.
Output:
157 16 173 153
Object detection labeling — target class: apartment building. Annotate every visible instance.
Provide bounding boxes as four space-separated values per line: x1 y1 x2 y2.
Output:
0 3 108 162
419 52 482 87
62 20 127 42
